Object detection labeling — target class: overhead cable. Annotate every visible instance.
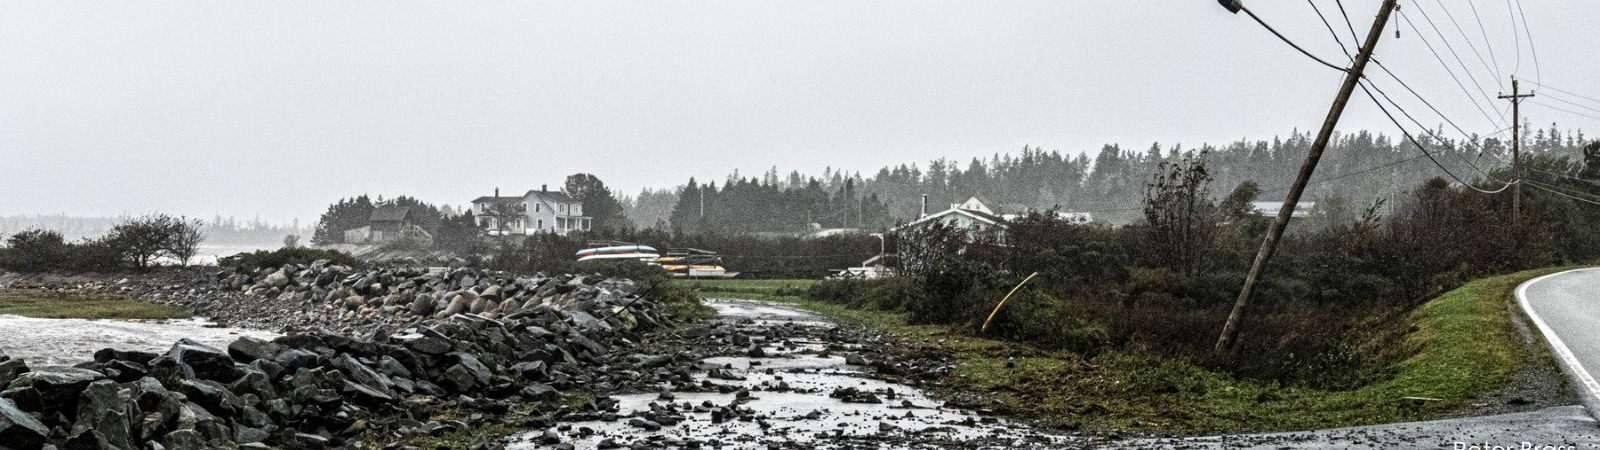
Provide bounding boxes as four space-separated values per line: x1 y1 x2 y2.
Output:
1240 4 1349 72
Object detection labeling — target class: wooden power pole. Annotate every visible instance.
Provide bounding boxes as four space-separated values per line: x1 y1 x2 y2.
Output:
1215 0 1399 353
1499 76 1534 222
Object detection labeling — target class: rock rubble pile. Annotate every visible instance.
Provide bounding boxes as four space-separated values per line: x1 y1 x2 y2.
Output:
0 263 690 450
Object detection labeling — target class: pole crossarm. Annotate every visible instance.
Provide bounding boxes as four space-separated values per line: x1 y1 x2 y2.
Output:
1499 77 1534 221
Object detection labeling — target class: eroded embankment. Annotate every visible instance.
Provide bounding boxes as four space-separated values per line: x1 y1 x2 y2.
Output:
0 264 700 450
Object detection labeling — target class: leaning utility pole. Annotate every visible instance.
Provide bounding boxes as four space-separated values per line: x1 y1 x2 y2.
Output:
1215 0 1399 353
1499 76 1534 222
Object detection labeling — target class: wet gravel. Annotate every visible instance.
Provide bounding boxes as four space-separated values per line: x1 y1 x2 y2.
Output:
506 299 1081 449
511 298 1600 450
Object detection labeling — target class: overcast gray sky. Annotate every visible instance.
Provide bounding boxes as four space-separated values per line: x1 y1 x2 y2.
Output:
3 1 1596 224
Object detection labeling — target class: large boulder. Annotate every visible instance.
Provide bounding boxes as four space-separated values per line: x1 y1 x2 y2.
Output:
70 380 137 450
226 337 282 363
9 366 103 415
92 349 158 365
437 294 469 318
167 340 241 383
0 397 48 450
265 268 290 288
392 333 450 356
0 357 28 387
409 293 436 317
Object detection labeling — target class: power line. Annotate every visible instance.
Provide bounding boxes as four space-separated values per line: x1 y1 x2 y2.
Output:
1369 59 1490 145
1526 80 1600 106
1506 0 1521 73
1074 152 1434 214
1414 1 1497 107
1429 0 1502 87
1361 74 1503 180
1259 153 1432 197
1536 93 1600 117
1397 8 1507 129
1307 0 1355 59
1359 80 1515 194
1523 180 1600 206
1239 4 1348 72
1513 0 1540 82
1464 0 1503 83
1333 0 1363 45
1516 99 1600 122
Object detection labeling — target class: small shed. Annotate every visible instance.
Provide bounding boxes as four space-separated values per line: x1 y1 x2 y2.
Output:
369 206 414 242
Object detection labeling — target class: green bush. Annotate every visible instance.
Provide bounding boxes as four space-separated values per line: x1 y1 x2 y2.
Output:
987 290 1109 356
220 248 362 271
863 277 924 311
804 278 865 306
909 259 1005 327
2 229 69 272
575 260 667 284
803 277 926 311
64 239 125 273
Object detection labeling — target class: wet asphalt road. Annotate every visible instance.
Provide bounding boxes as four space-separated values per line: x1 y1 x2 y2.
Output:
1142 406 1599 449
1520 267 1600 413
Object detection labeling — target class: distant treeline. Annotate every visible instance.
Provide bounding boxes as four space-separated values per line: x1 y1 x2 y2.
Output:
0 214 310 246
624 125 1590 230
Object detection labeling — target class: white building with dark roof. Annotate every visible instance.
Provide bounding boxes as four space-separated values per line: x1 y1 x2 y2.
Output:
471 185 591 235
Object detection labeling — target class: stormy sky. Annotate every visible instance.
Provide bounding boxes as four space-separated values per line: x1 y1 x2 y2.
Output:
3 1 1596 224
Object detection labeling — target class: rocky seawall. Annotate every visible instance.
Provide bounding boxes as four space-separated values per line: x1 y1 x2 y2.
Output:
0 264 692 450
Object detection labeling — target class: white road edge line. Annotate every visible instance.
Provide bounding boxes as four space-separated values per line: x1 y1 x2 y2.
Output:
1516 268 1600 419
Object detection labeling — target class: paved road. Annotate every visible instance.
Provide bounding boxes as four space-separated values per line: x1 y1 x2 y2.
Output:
1139 406 1599 449
1520 267 1600 414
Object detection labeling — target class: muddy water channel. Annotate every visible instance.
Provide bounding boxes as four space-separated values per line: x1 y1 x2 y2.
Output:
507 299 1068 450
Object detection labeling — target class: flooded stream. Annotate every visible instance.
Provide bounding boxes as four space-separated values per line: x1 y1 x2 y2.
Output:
506 299 1063 449
0 314 279 366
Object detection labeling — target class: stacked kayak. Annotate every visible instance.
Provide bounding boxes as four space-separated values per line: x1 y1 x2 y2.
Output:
656 248 739 278
575 244 660 262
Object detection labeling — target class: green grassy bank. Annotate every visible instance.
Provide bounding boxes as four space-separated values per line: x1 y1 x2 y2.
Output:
0 289 190 320
681 267 1572 433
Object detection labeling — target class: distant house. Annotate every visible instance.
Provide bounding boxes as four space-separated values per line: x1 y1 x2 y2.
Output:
897 196 1010 237
344 206 433 244
471 185 591 235
999 211 1094 224
890 196 1009 271
1250 201 1316 218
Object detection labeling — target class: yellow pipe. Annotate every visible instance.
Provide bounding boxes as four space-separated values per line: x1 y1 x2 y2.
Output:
981 272 1040 334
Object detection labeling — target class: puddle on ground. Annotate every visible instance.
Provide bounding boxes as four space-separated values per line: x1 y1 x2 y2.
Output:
0 315 280 366
507 299 1058 449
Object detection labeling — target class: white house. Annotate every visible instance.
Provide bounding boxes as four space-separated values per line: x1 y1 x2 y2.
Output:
472 186 592 235
896 196 1010 237
1250 201 1316 218
999 211 1094 224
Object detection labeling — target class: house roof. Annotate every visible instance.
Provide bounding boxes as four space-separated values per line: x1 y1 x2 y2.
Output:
370 206 411 222
471 196 521 204
526 190 577 203
898 206 1008 231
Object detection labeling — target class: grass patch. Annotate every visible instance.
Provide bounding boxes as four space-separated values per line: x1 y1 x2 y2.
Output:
677 269 1573 433
0 289 190 320
676 279 818 296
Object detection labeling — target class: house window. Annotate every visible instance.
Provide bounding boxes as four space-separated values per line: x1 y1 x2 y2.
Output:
537 219 543 230
535 203 540 212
